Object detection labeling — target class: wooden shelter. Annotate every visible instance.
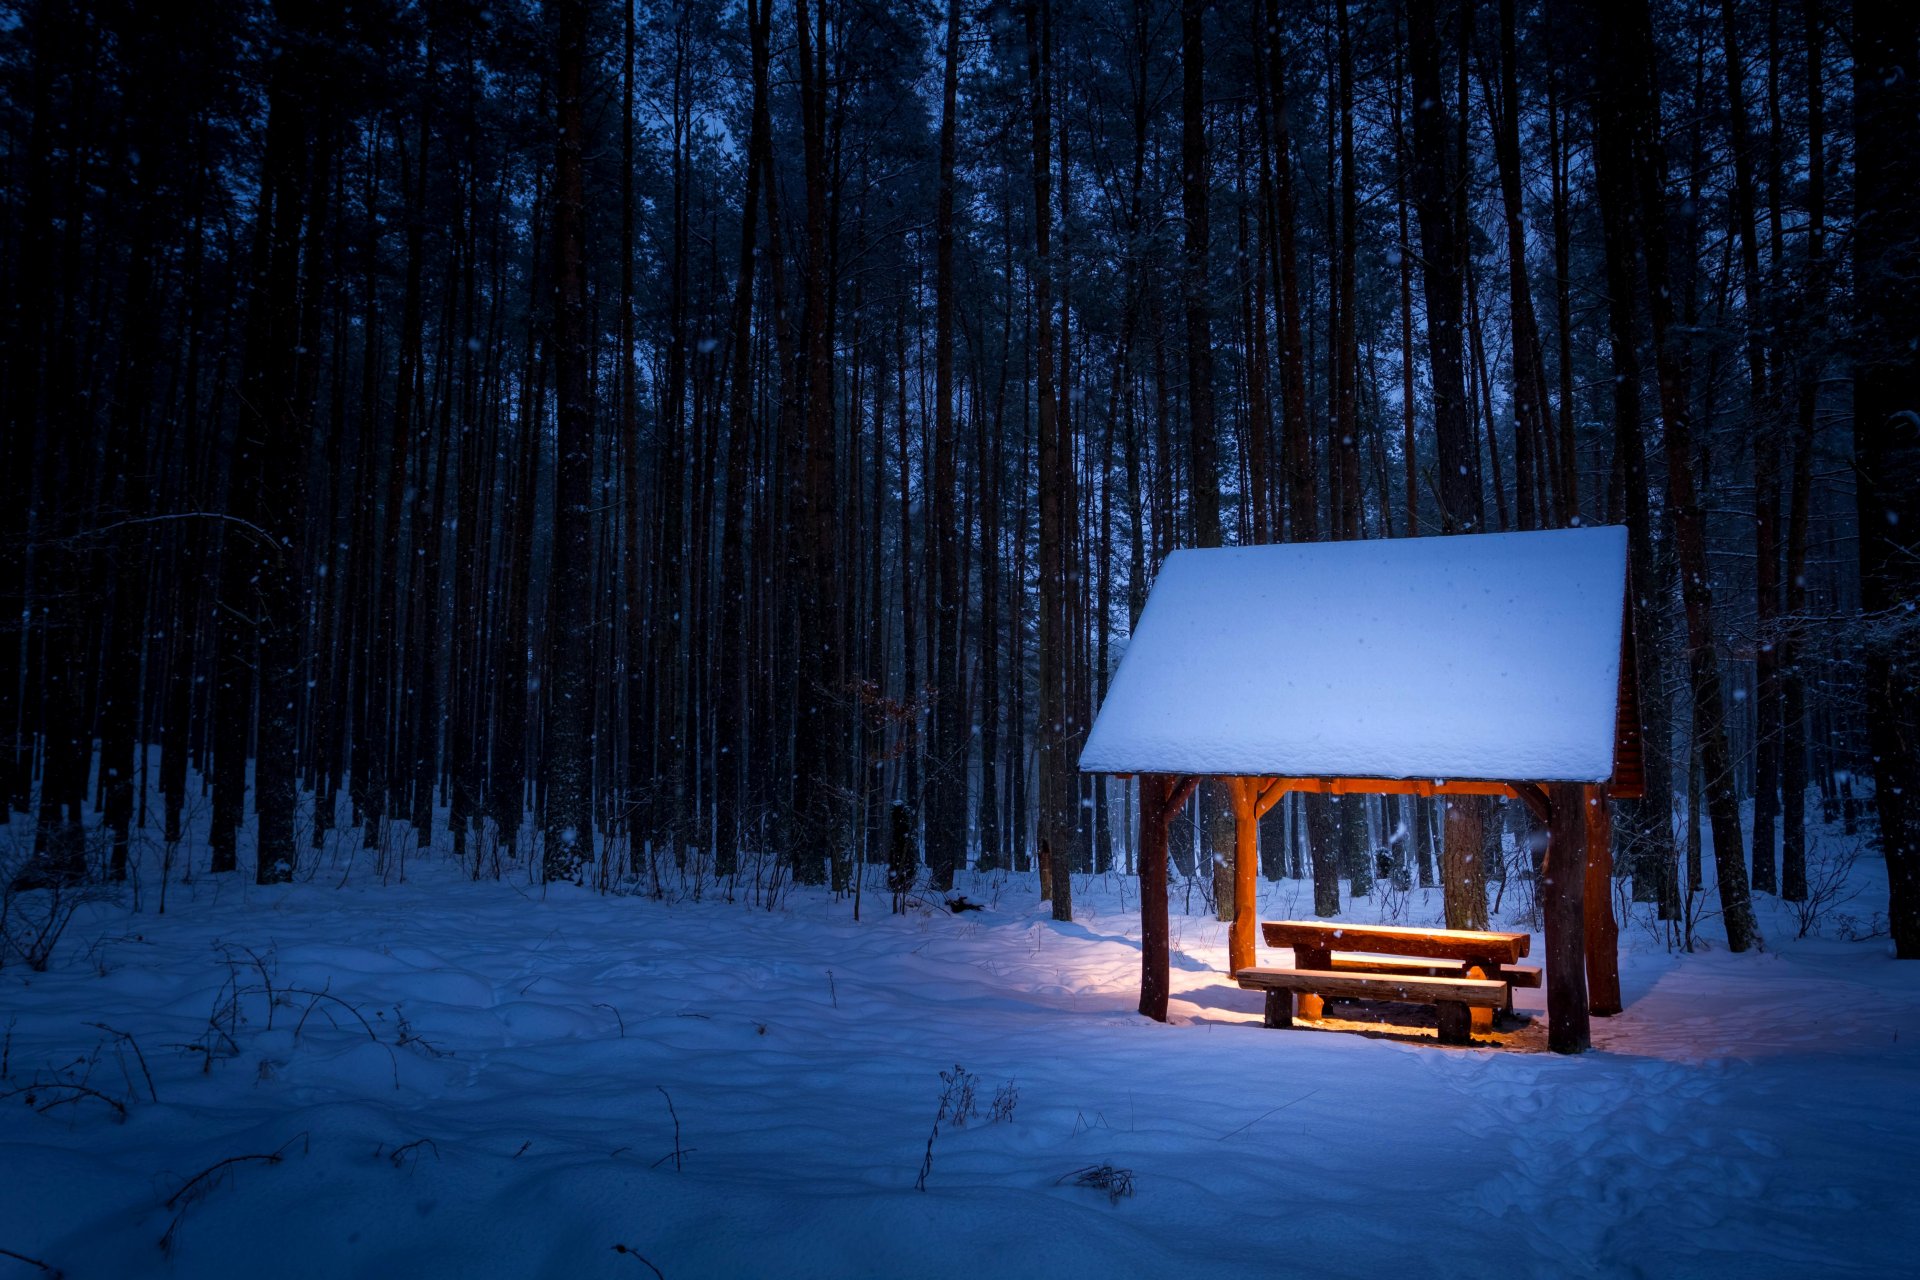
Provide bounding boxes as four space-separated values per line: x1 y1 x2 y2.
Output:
1078 527 1642 1054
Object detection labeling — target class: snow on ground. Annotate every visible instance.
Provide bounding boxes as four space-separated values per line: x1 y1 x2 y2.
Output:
3 821 1918 1278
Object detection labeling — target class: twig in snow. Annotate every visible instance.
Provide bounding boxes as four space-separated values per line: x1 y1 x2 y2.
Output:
221 944 276 1030
826 970 837 1009
1056 1162 1135 1205
85 1023 157 1103
610 1243 665 1278
594 1003 627 1037
0 1244 62 1277
387 1137 440 1169
1213 1089 1320 1142
1 1080 127 1122
652 1087 686 1171
511 1140 532 1159
914 1065 980 1191
394 1008 450 1059
159 1132 310 1256
285 982 378 1041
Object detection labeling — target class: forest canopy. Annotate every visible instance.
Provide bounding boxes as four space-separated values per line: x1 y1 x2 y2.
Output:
2 0 1915 956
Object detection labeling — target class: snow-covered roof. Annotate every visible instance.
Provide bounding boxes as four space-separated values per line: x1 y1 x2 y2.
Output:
1079 526 1633 783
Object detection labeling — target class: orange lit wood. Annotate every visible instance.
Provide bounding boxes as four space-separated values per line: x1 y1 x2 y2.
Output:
1324 954 1541 988
1228 778 1259 975
1235 966 1505 1046
1234 966 1508 1006
1292 942 1330 1020
1465 965 1494 1033
1260 919 1530 964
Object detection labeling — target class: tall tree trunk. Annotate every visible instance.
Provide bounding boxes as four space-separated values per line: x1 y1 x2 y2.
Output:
1332 0 1360 544
1408 0 1477 539
1260 0 1312 548
716 0 772 881
1409 0 1487 931
1853 2 1920 956
927 0 965 893
1027 0 1071 921
1779 0 1824 904
230 4 332 884
1590 0 1759 949
1724 0 1781 897
1547 59 1580 523
1178 0 1234 921
790 0 845 887
543 0 595 882
1488 0 1554 531
1391 24 1418 536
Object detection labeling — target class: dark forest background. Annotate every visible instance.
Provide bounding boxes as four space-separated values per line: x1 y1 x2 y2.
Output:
3 0 1916 955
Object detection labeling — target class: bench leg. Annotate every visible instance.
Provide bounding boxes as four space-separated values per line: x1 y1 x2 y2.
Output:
1465 965 1495 1034
1294 947 1329 1021
1263 989 1294 1029
1436 1001 1473 1045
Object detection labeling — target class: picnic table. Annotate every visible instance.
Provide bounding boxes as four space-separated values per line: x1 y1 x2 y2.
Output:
1234 920 1539 1046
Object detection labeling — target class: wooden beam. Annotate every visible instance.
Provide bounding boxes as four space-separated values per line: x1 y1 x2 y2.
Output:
1253 776 1289 818
1229 778 1259 974
1584 783 1623 1016
1235 966 1509 1005
1544 782 1592 1053
1510 782 1551 823
1257 776 1521 802
1260 919 1529 963
1139 774 1172 1022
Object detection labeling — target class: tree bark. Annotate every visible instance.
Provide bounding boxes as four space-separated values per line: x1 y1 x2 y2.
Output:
1027 0 1072 922
927 0 965 893
542 0 595 882
1853 2 1920 956
1602 0 1760 949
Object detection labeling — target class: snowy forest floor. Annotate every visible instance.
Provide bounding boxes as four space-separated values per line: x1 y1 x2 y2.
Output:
2 798 1917 1278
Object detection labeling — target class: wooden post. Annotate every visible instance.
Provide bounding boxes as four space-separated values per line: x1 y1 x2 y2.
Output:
1465 964 1494 1034
1229 777 1259 975
1293 945 1329 1021
1584 783 1623 1016
1544 781 1592 1053
1139 774 1172 1021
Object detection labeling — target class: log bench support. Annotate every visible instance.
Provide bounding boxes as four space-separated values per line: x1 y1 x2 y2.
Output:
1236 967 1508 1046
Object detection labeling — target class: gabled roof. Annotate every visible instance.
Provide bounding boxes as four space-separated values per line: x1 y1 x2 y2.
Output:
1078 526 1637 786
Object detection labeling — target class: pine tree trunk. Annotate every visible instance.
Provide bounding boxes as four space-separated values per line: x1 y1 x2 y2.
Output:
1779 0 1825 903
1853 2 1920 956
543 0 596 882
1723 0 1781 896
1594 0 1759 949
1027 0 1071 921
927 0 965 893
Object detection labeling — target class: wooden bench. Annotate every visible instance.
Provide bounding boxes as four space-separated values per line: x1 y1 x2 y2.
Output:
1235 967 1508 1045
1246 920 1536 1044
1324 953 1542 994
